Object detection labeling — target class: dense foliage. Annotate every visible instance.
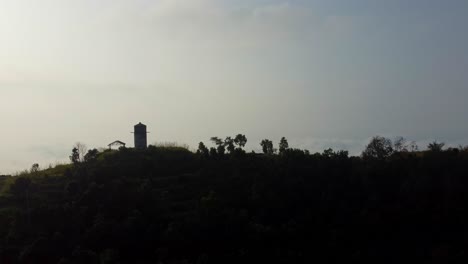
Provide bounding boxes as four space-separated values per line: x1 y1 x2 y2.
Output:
1 138 468 263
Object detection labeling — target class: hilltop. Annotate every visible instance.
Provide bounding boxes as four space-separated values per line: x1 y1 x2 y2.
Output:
1 139 468 263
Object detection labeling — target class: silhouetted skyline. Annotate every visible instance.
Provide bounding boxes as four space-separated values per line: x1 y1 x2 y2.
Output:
1 0 468 173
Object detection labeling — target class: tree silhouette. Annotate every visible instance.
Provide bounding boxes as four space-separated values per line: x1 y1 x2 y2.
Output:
197 142 209 157
84 149 99 162
209 147 217 157
362 136 393 159
224 137 235 153
279 137 289 154
260 139 275 155
428 141 445 152
393 137 408 152
234 134 247 150
323 148 334 158
75 142 88 162
210 137 226 155
210 135 247 155
30 163 39 174
210 137 223 146
70 147 80 164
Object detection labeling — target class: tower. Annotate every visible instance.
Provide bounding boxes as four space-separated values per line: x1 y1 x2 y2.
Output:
134 122 148 149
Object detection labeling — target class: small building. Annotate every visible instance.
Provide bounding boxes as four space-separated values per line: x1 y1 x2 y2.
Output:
108 140 126 150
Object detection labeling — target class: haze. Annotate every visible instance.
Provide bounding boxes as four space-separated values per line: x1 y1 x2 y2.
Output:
1 0 468 173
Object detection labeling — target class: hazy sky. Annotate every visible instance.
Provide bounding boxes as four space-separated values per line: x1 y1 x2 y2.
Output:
1 0 468 173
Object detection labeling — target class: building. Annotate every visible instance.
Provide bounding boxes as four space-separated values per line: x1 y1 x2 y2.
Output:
134 122 148 149
108 140 126 150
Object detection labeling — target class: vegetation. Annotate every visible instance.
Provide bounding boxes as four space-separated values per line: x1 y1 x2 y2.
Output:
1 136 468 263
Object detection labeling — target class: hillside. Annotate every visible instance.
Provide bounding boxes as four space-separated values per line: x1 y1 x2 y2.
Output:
1 144 468 263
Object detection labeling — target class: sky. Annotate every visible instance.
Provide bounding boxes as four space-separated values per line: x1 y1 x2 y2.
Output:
1 0 468 173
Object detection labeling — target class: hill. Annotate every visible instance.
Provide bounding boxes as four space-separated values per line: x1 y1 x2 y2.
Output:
1 144 468 263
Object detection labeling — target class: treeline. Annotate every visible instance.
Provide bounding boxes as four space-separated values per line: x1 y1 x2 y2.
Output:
198 134 457 159
1 135 468 263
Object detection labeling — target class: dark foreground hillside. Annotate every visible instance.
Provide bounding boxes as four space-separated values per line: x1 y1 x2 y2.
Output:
1 145 468 263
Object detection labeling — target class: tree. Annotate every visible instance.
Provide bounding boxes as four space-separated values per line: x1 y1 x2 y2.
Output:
427 141 445 152
75 142 88 162
84 149 99 162
393 137 408 152
279 137 289 154
260 139 275 155
234 134 247 149
393 137 419 153
30 163 40 174
209 135 247 155
362 136 393 160
209 147 217 157
210 137 223 146
322 148 334 158
322 148 348 159
70 142 88 163
217 144 226 155
70 147 80 164
224 137 235 153
211 137 226 155
335 150 349 158
459 145 468 152
197 142 209 157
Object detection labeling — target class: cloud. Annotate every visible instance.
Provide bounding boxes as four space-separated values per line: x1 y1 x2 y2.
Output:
0 0 363 86
2 1 467 173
